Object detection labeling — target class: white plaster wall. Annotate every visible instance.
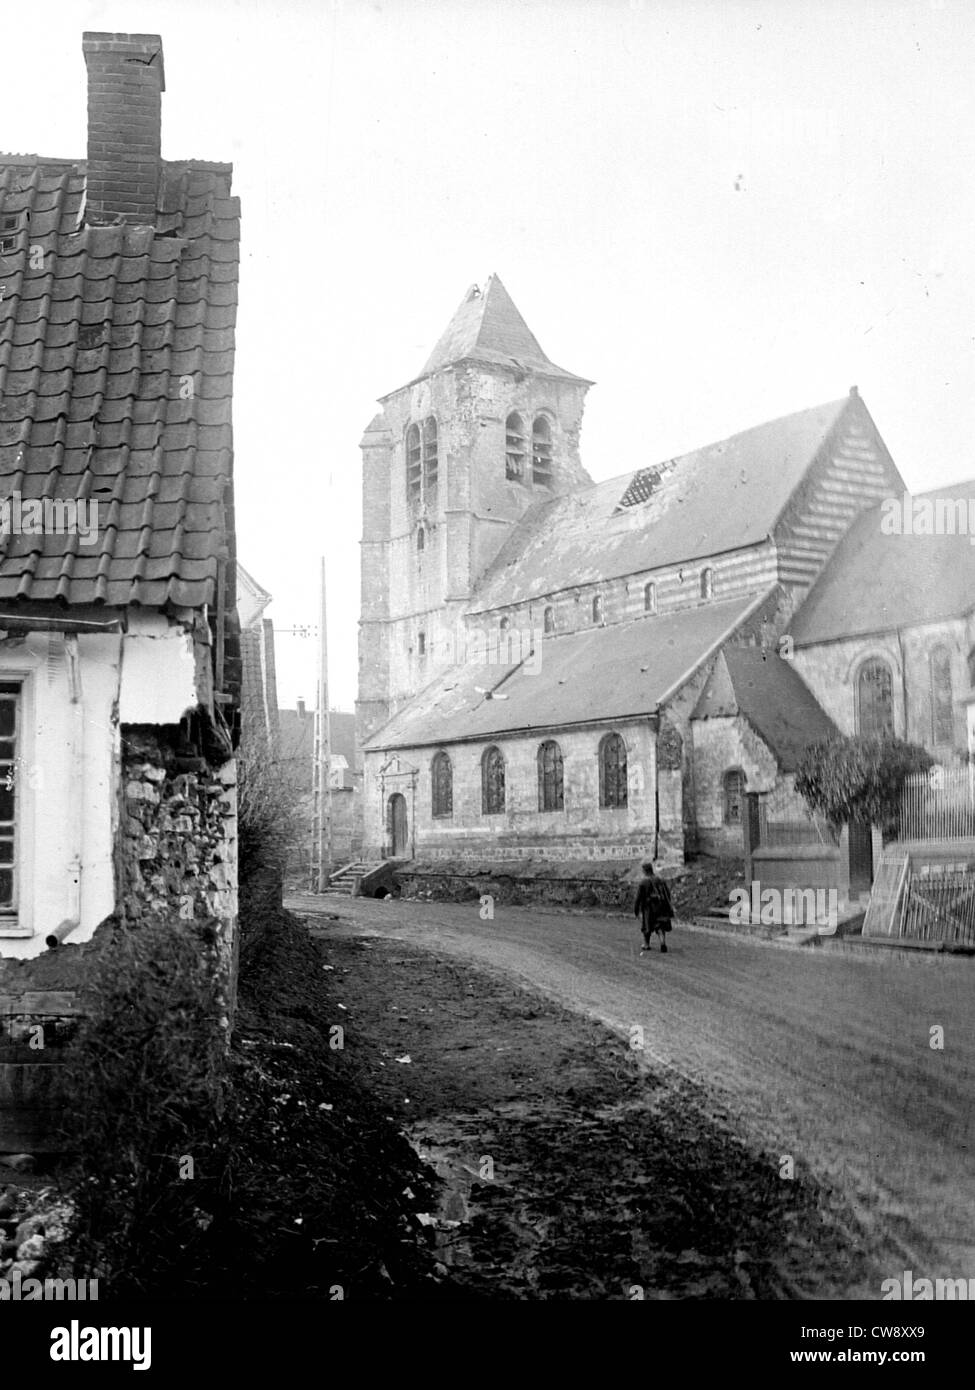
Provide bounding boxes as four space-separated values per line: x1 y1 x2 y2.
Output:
0 616 201 959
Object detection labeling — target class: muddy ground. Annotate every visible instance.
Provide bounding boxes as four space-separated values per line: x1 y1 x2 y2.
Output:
308 927 873 1299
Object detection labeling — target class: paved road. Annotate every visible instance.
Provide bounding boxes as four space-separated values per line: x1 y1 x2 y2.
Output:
288 893 975 1281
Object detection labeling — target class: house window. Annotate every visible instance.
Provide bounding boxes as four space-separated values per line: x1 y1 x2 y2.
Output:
701 567 714 600
482 745 505 815
416 526 425 552
423 418 438 499
406 423 422 505
723 768 744 825
857 658 894 738
431 750 452 817
592 595 603 625
537 740 564 812
644 582 656 614
0 683 20 917
930 645 954 746
505 412 526 480
599 732 628 809
532 416 553 486
543 606 555 634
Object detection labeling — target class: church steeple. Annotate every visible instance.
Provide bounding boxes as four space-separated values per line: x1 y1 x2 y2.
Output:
418 274 589 383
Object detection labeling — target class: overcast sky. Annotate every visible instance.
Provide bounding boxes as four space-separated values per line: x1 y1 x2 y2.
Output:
5 0 975 709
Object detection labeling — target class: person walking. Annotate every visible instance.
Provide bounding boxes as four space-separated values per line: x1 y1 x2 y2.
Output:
634 861 674 953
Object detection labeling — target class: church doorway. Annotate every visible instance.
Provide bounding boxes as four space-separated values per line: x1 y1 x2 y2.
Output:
388 793 409 858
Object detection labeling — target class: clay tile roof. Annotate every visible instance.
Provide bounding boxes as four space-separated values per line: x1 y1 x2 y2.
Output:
416 274 589 383
0 156 238 609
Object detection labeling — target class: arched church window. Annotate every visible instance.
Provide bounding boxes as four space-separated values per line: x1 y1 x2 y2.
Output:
532 416 553 486
592 595 603 625
599 732 628 809
701 567 714 600
723 768 744 825
537 740 564 812
930 645 954 746
416 526 425 551
422 418 438 498
482 746 506 815
543 606 555 634
857 658 894 738
505 413 526 481
431 750 452 817
406 424 422 505
644 582 656 614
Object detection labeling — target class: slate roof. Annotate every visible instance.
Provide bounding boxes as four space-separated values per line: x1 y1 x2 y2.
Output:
692 644 838 771
365 593 768 750
791 482 975 646
469 396 855 613
415 274 588 384
0 154 238 609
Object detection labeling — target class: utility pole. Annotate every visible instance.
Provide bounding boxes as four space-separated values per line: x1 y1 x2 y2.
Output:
309 557 332 892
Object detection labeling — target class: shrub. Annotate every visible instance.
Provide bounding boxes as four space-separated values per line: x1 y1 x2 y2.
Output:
62 917 228 1295
795 735 933 838
236 742 305 940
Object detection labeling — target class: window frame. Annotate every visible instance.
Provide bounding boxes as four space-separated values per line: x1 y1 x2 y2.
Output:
431 749 453 818
856 657 895 739
723 767 745 826
598 732 628 809
929 645 954 746
481 745 506 815
537 739 564 812
0 673 33 938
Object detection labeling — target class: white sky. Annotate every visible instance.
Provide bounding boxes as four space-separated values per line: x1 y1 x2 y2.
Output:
4 0 975 710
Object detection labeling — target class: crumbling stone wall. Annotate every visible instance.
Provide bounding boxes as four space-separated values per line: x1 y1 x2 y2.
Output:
117 727 238 1019
119 734 237 928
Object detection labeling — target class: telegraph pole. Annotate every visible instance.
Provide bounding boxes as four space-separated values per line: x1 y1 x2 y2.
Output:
309 557 333 892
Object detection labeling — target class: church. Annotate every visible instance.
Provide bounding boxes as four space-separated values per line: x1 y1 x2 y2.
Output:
355 275 975 892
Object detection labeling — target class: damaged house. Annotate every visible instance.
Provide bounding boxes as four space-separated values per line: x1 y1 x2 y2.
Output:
0 32 240 1145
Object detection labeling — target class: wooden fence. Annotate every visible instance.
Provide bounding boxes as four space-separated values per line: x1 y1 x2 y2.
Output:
900 768 975 841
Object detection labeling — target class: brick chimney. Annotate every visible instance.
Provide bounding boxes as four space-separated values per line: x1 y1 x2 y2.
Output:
83 32 165 225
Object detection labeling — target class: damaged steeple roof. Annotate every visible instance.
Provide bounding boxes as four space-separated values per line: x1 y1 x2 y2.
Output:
417 273 590 382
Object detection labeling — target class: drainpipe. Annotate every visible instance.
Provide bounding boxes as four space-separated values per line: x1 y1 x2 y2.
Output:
47 635 83 948
896 627 910 741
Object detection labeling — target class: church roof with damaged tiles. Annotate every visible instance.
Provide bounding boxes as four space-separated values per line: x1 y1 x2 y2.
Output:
0 157 238 609
469 395 859 612
365 592 767 750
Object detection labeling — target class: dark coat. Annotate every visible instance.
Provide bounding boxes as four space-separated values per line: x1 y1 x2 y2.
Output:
634 874 674 934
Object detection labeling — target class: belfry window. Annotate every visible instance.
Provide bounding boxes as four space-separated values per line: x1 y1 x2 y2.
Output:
407 417 438 508
406 424 422 505
505 413 526 481
532 416 553 486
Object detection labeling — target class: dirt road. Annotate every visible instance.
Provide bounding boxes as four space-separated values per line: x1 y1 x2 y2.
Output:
289 893 975 1284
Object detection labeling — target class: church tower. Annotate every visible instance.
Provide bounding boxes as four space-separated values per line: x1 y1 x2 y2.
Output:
357 274 593 743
